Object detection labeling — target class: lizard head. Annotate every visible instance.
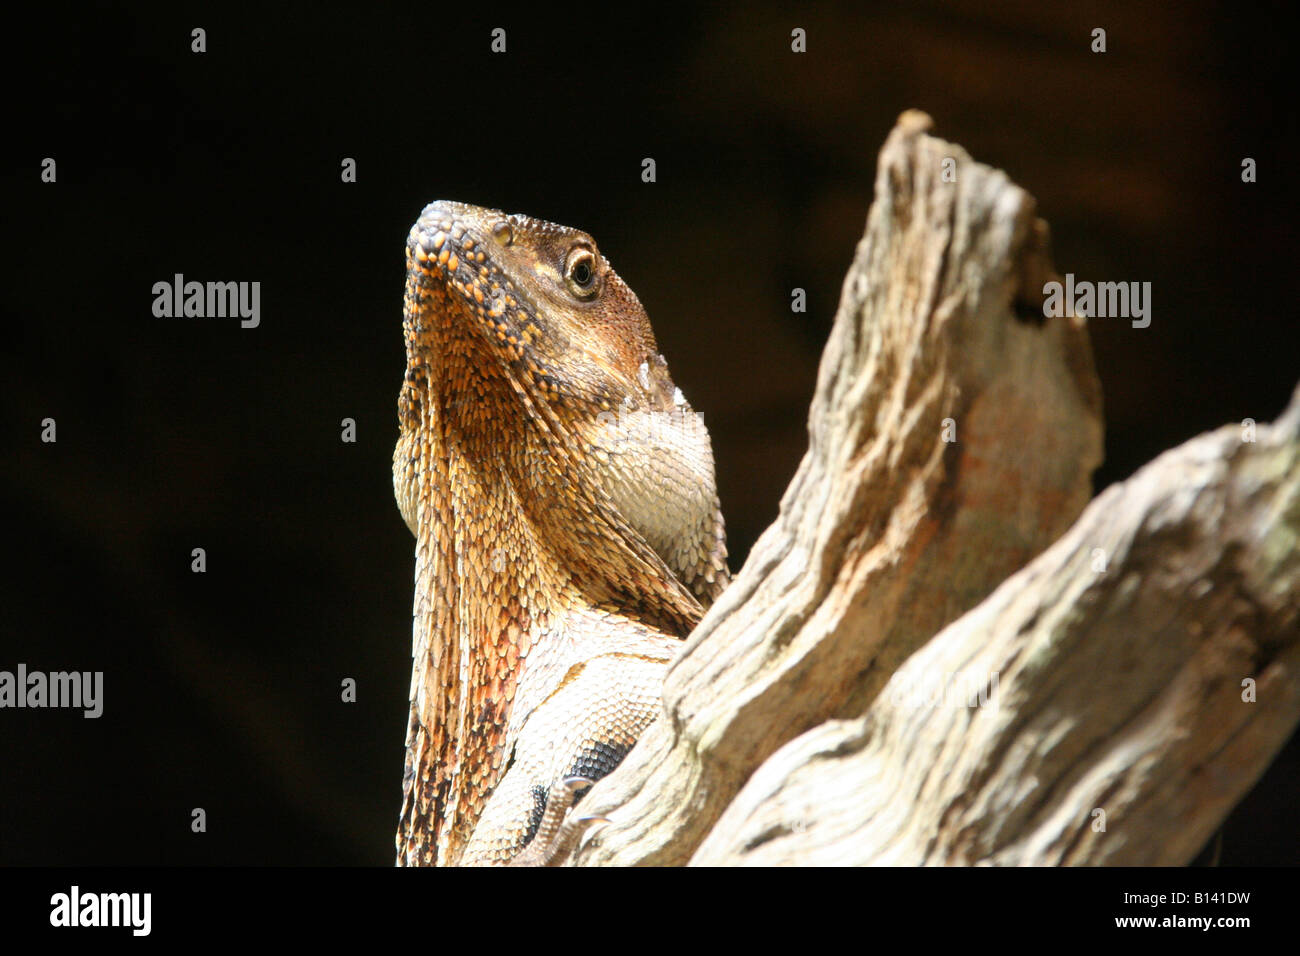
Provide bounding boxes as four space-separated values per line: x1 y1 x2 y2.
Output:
398 201 728 605
403 199 679 415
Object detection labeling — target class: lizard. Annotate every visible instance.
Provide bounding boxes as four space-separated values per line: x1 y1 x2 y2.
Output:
392 200 730 865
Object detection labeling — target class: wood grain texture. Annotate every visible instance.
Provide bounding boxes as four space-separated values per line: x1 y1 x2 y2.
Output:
692 386 1300 864
573 111 1109 865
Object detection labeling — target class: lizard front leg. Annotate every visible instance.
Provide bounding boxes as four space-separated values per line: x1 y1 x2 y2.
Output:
505 776 605 867
459 644 676 866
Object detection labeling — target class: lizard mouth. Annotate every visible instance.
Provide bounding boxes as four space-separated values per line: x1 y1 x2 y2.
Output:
405 201 633 415
407 202 576 402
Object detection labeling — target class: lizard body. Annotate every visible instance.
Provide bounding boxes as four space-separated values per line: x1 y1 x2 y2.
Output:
393 201 729 865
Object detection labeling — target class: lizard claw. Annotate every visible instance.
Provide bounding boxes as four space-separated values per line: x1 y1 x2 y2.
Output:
506 777 606 867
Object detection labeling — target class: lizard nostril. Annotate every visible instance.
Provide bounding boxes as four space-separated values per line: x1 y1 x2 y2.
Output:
492 221 514 247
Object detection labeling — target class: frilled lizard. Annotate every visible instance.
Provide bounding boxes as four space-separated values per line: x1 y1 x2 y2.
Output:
392 201 729 865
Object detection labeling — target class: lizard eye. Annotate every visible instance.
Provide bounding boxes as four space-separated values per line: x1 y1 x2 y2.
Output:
565 248 598 298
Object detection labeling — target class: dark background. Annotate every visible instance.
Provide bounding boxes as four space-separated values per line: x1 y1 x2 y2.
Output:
3 1 1296 864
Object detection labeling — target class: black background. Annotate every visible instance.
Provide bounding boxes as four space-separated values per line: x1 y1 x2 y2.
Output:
3 1 1297 865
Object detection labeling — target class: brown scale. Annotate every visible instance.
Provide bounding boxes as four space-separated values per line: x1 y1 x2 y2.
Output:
393 201 729 865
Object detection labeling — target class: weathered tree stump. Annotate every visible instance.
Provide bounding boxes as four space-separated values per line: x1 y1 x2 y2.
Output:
571 111 1300 866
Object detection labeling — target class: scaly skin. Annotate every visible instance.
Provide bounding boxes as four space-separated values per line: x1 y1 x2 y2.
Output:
393 201 729 865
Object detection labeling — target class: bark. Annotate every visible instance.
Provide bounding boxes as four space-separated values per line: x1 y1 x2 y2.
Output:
571 110 1300 866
